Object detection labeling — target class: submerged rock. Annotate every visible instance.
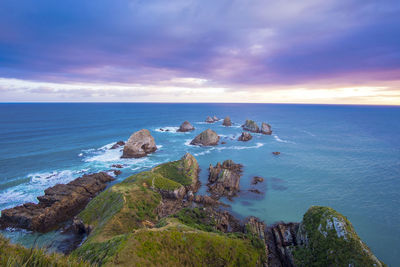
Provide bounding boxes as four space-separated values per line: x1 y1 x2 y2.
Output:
111 164 123 168
0 172 114 232
190 129 220 146
251 176 264 185
294 206 385 266
222 116 232 126
238 132 252 141
110 140 125 149
261 122 272 135
242 119 260 133
177 121 195 132
208 160 243 199
121 129 157 158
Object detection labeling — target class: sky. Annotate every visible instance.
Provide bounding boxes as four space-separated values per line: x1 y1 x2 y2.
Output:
0 0 399 104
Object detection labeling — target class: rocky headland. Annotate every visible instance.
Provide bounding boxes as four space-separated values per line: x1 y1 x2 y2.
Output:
0 118 385 267
0 172 114 232
121 129 157 158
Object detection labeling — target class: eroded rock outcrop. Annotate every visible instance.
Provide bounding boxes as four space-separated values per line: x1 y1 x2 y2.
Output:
222 116 232 126
190 129 219 146
295 206 385 267
242 119 260 133
206 116 215 123
177 121 195 132
266 222 299 267
261 122 272 135
208 160 243 199
0 172 114 232
111 141 125 149
121 129 157 158
238 132 252 141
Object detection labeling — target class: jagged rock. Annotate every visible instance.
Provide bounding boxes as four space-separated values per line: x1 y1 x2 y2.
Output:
110 141 125 149
251 176 264 185
208 160 243 199
261 122 272 135
113 170 122 176
0 172 114 232
238 132 252 141
177 121 195 132
245 216 266 240
222 116 232 126
272 152 281 155
212 115 219 121
295 206 385 266
266 222 299 267
221 141 227 144
249 188 262 194
193 195 220 206
111 164 123 168
242 119 260 133
72 217 93 235
205 116 215 123
121 129 157 158
190 129 220 146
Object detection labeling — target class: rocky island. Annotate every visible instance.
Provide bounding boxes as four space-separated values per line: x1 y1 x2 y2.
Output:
121 129 157 158
190 129 220 146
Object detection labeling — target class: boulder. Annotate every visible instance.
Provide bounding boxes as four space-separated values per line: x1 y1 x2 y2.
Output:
177 121 195 132
221 141 227 144
222 116 232 126
251 176 264 185
207 160 243 199
238 132 252 141
261 122 272 135
242 119 260 133
0 172 114 232
110 140 125 149
190 129 220 146
272 151 281 155
205 116 215 123
111 164 123 168
121 129 157 158
113 170 122 176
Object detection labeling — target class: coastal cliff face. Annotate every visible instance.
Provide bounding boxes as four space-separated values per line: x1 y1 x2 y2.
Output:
0 155 385 267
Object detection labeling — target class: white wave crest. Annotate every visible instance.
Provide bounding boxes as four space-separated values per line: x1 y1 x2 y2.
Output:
154 127 179 133
273 135 294 144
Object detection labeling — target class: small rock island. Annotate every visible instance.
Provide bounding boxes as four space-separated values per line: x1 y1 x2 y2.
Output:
190 129 220 146
121 129 157 158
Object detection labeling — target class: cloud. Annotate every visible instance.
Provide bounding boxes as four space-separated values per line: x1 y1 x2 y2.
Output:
0 0 399 103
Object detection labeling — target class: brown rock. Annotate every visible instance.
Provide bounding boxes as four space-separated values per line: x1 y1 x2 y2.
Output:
207 160 243 199
249 188 262 194
177 121 195 132
272 152 281 155
251 176 264 185
261 122 272 135
190 129 220 146
110 141 125 149
113 170 122 176
222 116 232 126
121 129 157 158
238 132 252 141
221 141 227 144
0 172 114 232
242 119 260 133
111 164 123 168
205 116 215 123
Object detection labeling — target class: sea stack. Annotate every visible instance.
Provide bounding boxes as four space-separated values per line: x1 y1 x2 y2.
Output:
177 121 195 132
222 116 232 126
261 122 272 135
242 119 260 133
190 129 219 146
121 129 157 158
238 132 252 141
205 116 215 123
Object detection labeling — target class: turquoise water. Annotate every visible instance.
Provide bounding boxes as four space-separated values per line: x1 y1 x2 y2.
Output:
0 103 399 265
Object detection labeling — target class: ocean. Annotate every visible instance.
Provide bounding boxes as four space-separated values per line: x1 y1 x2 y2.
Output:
0 103 399 265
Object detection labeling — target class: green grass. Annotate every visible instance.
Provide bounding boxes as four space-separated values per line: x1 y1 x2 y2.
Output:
0 235 90 267
105 222 266 267
293 206 386 267
173 208 217 232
